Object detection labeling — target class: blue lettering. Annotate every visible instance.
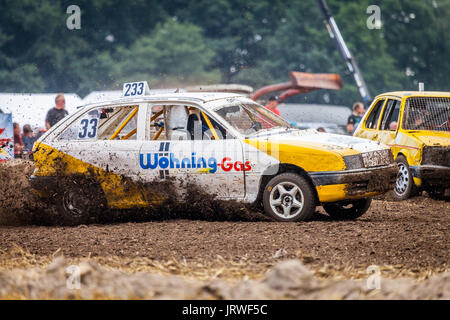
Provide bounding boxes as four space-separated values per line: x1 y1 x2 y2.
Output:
170 153 180 168
191 152 196 168
197 157 207 168
181 158 191 168
208 157 217 173
140 153 158 169
140 153 222 173
159 156 169 169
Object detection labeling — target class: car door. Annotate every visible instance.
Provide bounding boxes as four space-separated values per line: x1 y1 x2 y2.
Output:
139 104 246 200
54 103 147 208
355 98 386 140
377 99 402 152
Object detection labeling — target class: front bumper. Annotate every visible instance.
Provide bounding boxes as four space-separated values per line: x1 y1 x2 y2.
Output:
410 165 450 188
310 164 398 202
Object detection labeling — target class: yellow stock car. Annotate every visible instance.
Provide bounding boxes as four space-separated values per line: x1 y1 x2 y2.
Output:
354 92 450 200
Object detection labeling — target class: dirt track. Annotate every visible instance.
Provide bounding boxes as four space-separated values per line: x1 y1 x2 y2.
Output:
0 160 449 280
1 196 448 279
0 160 449 299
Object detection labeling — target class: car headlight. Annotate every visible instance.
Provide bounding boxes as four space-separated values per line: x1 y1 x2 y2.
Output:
343 154 365 170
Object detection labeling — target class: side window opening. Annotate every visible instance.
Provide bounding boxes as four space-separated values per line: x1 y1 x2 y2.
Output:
365 99 385 129
102 106 138 140
381 100 400 131
59 105 138 141
148 105 227 141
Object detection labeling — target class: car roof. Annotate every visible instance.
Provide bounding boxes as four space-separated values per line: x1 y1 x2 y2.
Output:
375 91 450 99
79 92 247 110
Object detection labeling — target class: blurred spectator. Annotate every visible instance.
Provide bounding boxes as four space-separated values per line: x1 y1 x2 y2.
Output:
45 93 68 129
13 122 24 156
317 127 326 132
347 102 365 134
36 128 47 140
22 124 36 151
264 96 281 116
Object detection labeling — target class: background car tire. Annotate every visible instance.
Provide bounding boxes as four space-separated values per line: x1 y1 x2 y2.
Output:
392 156 416 200
55 177 106 226
262 172 316 222
323 198 372 220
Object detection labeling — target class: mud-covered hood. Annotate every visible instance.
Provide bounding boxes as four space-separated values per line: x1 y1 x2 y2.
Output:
251 129 388 155
409 132 450 147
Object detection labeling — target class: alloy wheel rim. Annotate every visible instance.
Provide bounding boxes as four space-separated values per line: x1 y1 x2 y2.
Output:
395 163 409 195
63 191 85 217
269 182 304 219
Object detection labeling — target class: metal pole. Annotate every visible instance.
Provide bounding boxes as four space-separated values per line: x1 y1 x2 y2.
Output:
316 0 372 106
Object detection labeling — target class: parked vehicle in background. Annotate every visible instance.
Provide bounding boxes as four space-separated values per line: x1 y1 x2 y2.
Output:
354 91 450 200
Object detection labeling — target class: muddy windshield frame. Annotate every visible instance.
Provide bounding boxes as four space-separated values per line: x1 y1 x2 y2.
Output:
212 102 291 136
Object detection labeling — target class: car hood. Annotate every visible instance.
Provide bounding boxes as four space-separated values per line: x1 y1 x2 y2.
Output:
249 129 388 156
408 131 450 147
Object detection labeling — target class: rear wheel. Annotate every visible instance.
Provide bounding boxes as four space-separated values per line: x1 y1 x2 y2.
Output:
392 156 415 200
263 173 316 222
55 178 106 225
323 198 372 220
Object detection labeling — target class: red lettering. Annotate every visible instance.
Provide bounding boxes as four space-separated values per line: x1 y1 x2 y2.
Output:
221 157 233 171
234 161 244 171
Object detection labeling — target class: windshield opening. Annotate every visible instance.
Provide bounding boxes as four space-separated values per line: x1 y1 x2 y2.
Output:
403 97 450 131
214 103 291 136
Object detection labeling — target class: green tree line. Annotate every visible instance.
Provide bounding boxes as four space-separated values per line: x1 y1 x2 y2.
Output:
0 0 449 105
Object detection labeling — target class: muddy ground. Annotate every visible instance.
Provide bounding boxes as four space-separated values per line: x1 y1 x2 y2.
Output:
0 160 448 299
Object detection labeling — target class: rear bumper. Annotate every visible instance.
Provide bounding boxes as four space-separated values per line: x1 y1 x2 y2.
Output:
310 164 398 201
410 165 450 188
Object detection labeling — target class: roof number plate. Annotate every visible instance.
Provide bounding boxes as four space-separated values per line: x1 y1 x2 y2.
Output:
122 81 150 97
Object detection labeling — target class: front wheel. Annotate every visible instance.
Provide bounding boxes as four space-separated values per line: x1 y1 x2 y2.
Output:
262 173 316 222
323 198 372 220
392 156 415 200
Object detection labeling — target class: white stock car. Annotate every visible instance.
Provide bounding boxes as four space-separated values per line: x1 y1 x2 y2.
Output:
31 89 397 225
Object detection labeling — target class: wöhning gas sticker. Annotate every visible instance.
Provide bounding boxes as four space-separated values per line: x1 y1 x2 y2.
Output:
139 152 251 173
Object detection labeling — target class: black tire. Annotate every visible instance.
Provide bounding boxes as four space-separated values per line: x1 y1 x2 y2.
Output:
392 156 416 200
262 172 316 222
55 177 106 226
323 198 372 220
